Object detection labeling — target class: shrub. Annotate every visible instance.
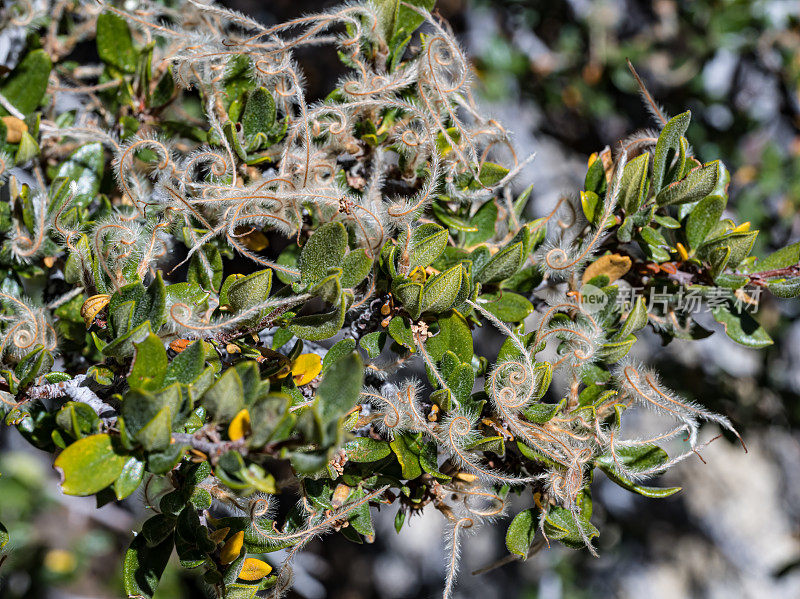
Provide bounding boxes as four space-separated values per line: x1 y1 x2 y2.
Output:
0 1 798 597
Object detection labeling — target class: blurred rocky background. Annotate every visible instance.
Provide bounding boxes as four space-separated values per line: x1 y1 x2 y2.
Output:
2 1 800 598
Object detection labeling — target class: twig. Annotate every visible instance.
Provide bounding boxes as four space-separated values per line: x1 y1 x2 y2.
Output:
25 374 116 421
0 91 25 120
213 305 290 344
744 263 800 286
172 432 247 461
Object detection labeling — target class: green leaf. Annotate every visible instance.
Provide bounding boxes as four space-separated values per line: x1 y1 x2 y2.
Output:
614 296 648 340
463 435 505 455
0 49 52 116
300 222 348 286
360 331 387 358
393 279 423 319
129 333 168 391
705 245 732 279
543 500 598 549
15 131 39 163
202 367 245 422
15 345 54 389
222 55 255 119
188 244 224 292
389 433 423 480
640 226 668 248
656 161 725 207
55 401 100 439
249 394 293 447
514 184 535 221
103 320 153 359
506 508 537 557
387 316 414 350
122 386 180 438
97 12 138 74
394 510 406 533
584 153 606 194
463 200 498 245
136 406 172 451
378 0 435 41
123 531 174 598
403 223 449 271
344 438 392 462
617 216 634 242
421 265 464 313
595 444 681 498
150 66 175 108
341 249 373 288
441 352 475 404
140 515 176 550
432 199 478 233
746 241 800 272
425 312 473 363
114 457 145 500
618 153 649 214
712 302 773 348
222 119 247 160
309 271 343 305
322 338 356 375
602 334 636 362
596 443 668 473
699 230 757 270
228 269 272 310
686 194 726 249
54 143 105 200
767 277 800 298
288 301 346 341
522 399 563 424
477 291 534 323
136 272 167 331
316 352 364 429
477 162 510 187
477 241 525 284
652 111 691 193
653 214 681 229
348 487 376 539
55 434 129 496
241 87 276 146
164 340 207 386
581 191 600 224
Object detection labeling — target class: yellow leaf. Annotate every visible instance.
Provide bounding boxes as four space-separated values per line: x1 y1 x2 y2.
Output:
44 549 77 574
454 472 477 483
408 266 427 283
730 221 751 233
582 253 632 285
239 557 272 581
291 353 322 386
240 230 269 251
220 530 244 564
2 116 28 143
228 409 251 441
331 483 351 507
80 294 110 328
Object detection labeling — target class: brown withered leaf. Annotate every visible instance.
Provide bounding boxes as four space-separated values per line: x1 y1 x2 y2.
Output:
582 253 632 285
